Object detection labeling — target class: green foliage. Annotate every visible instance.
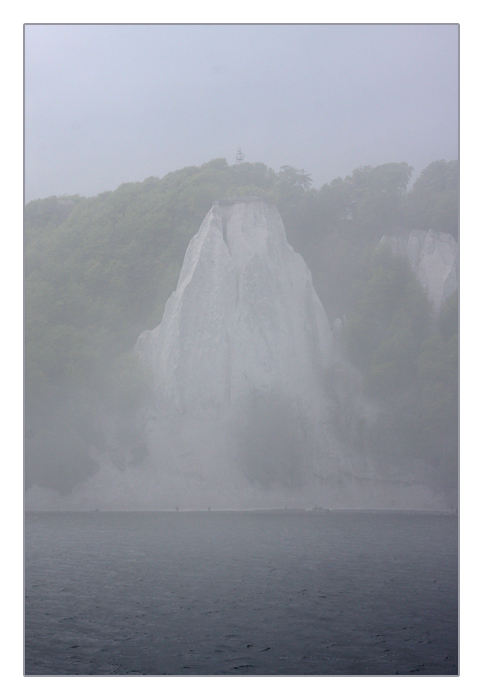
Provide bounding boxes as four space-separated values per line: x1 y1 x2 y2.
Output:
24 159 290 492
344 241 457 489
291 163 415 323
25 156 458 495
345 246 431 392
347 162 414 236
403 160 459 238
25 195 84 233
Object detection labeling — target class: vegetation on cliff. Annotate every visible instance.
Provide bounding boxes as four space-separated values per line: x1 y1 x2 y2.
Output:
25 158 458 495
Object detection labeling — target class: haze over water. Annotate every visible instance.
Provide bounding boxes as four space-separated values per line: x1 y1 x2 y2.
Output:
23 23 461 680
25 510 458 675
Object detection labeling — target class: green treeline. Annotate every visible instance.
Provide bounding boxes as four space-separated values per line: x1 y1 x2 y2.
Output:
24 158 458 495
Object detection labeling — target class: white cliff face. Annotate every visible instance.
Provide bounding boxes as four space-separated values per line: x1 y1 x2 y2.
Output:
24 204 456 512
135 199 333 417
381 229 458 313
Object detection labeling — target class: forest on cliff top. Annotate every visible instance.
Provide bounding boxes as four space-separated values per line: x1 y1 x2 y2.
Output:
25 158 458 497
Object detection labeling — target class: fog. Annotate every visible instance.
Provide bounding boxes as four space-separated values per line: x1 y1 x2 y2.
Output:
25 24 458 202
24 25 458 512
25 193 458 511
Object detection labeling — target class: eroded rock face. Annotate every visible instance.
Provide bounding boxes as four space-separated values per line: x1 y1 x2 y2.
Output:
381 229 458 313
135 199 333 417
24 204 457 511
125 199 335 507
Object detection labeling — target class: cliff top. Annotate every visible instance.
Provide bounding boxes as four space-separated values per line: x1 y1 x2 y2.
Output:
212 196 269 206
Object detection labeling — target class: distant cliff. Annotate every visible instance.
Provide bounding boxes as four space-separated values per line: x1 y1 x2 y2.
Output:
127 199 336 508
380 229 458 314
118 203 452 511
135 198 333 416
24 159 457 511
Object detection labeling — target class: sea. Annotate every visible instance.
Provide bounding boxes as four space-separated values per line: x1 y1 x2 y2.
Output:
24 509 458 676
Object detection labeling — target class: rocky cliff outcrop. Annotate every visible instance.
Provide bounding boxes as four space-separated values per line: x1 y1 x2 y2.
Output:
380 229 458 313
120 202 449 511
135 198 333 417
125 199 337 508
27 206 454 511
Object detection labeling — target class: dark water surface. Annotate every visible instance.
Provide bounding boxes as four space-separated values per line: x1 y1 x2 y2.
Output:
25 510 458 675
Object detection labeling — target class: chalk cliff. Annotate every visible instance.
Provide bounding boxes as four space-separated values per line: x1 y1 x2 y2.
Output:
125 199 336 507
135 198 333 416
381 229 458 313
32 205 454 511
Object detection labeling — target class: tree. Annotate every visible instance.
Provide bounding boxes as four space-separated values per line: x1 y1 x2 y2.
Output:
347 162 414 236
403 160 459 238
345 245 431 384
24 156 458 497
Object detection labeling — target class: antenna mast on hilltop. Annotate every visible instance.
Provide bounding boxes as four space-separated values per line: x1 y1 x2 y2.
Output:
236 147 244 165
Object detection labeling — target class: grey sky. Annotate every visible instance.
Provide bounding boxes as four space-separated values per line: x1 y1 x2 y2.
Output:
25 24 458 202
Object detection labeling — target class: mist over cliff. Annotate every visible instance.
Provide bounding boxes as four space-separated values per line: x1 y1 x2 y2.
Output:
125 198 332 508
24 159 458 511
135 199 332 413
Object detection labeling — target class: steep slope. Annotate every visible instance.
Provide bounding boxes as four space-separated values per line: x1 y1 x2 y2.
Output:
135 198 333 416
380 229 458 314
114 198 334 508
25 199 455 511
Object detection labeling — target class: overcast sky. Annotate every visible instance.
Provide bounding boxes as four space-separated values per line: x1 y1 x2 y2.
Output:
24 24 458 202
